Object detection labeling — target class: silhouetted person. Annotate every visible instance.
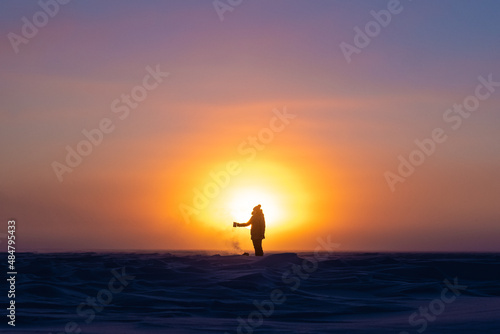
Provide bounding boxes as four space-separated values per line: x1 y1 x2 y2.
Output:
233 204 265 256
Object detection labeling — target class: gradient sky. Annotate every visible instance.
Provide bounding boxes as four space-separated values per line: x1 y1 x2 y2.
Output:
1 0 499 252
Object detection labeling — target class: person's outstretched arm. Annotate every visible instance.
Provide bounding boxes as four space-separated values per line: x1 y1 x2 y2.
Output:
235 218 252 227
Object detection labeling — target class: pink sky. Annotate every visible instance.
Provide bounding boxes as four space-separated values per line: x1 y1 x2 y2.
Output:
1 0 499 252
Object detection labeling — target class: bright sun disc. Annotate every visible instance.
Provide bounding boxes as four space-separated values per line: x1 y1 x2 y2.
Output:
227 188 283 227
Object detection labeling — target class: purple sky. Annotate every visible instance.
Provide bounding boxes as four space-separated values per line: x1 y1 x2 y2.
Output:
1 0 499 252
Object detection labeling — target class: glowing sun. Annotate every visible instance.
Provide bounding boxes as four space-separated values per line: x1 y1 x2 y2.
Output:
227 188 284 228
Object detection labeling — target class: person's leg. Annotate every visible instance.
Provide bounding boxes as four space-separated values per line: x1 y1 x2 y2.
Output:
252 239 258 256
252 239 263 256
